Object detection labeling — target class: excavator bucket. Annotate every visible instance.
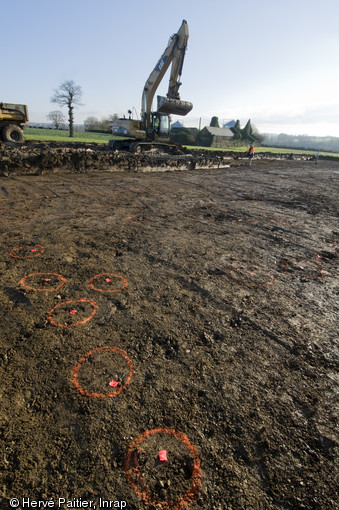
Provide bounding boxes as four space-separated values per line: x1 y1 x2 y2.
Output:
157 96 193 116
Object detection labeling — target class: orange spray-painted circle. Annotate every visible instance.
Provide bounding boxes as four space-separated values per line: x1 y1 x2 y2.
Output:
89 273 128 293
47 298 98 327
20 272 67 292
72 346 133 398
125 428 201 509
10 245 45 259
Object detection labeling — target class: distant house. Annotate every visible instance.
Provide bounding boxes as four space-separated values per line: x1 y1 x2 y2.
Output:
171 120 184 128
223 120 236 129
199 126 235 148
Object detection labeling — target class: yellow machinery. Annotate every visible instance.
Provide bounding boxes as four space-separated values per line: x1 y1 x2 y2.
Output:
0 102 29 142
110 20 193 151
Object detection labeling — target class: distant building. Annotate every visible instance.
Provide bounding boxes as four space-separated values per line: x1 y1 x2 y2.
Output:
171 120 184 129
223 120 236 128
199 126 235 147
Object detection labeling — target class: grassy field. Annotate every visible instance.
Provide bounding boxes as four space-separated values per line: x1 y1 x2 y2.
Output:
24 127 339 157
25 127 113 144
186 144 339 158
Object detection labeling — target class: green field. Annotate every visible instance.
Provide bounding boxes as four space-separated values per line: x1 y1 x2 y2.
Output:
25 127 113 144
186 144 339 158
24 127 339 157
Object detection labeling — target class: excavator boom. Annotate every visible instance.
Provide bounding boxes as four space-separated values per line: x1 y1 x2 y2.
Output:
142 19 192 131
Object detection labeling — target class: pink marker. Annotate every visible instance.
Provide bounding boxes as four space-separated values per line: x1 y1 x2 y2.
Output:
105 278 111 283
70 309 77 315
159 450 168 462
31 249 37 252
109 380 119 388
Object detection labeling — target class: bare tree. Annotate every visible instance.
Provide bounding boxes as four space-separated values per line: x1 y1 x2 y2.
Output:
84 116 99 131
99 115 119 132
50 80 83 137
84 114 120 132
47 110 65 130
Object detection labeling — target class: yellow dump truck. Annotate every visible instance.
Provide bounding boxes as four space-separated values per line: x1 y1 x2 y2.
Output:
0 102 29 142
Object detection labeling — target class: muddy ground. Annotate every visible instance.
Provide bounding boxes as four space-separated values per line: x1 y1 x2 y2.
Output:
0 142 338 509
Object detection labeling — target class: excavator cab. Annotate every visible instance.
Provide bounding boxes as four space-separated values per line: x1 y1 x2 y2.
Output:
150 112 170 140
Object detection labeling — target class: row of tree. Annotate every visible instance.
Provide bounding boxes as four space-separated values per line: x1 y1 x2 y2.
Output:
263 132 339 153
83 115 118 132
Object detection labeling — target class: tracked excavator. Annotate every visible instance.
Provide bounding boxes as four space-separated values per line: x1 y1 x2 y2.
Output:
109 20 192 152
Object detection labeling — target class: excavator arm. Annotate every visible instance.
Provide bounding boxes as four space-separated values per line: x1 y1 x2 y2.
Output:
141 20 193 133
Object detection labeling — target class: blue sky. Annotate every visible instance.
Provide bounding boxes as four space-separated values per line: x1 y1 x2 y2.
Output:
2 0 339 136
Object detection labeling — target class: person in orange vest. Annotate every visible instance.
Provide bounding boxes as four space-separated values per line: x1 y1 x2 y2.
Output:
247 145 255 166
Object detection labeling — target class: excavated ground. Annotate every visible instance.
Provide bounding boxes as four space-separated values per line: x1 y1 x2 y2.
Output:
0 140 321 177
0 141 338 510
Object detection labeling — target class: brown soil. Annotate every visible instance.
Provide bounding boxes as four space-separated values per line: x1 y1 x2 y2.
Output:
0 142 338 509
